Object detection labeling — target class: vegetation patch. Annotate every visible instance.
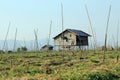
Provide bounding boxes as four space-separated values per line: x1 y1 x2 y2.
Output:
0 51 119 80
87 70 120 80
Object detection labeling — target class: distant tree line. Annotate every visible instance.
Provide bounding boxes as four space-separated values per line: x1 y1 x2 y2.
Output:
17 46 27 52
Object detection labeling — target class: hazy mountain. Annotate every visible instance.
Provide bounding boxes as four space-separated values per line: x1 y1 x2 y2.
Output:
0 39 54 51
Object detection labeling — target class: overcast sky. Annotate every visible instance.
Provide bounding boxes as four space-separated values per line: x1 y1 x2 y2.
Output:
0 0 119 46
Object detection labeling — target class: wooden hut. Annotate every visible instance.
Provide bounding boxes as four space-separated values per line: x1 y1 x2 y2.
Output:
41 45 53 51
53 29 91 50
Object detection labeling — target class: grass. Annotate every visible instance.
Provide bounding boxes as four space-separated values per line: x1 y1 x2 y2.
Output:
0 50 119 80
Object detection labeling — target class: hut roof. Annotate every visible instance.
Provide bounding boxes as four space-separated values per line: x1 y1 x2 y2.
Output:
42 45 53 49
69 29 91 36
53 29 91 39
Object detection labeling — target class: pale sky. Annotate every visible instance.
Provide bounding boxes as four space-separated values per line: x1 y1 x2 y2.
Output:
0 0 119 46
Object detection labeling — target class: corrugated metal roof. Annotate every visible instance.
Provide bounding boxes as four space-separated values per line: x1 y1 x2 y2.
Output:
68 29 91 36
53 29 91 39
42 45 53 48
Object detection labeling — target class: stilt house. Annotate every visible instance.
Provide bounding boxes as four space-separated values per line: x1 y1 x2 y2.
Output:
53 29 91 50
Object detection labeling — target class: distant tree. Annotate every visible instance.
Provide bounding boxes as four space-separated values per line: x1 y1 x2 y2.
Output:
21 46 27 52
8 50 13 53
17 48 21 52
17 46 27 52
0 50 4 53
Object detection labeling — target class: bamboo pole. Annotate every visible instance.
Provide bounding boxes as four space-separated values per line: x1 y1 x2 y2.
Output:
34 29 39 52
13 28 17 52
116 20 119 63
61 3 64 50
36 29 39 51
2 22 11 52
85 5 96 53
34 29 37 52
103 5 111 63
47 20 52 48
61 3 65 59
23 38 26 47
112 35 115 48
